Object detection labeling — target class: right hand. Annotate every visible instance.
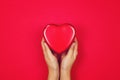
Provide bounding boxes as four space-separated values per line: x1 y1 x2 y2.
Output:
61 38 78 71
41 38 59 70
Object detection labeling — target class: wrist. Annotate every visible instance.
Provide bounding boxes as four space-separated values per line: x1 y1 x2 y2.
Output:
48 69 59 80
60 69 71 76
49 69 59 74
61 66 71 72
60 69 71 80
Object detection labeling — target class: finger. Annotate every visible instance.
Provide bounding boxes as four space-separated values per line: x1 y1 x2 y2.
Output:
41 38 46 53
74 37 78 43
44 42 56 59
61 52 66 63
41 38 50 61
44 42 51 53
54 53 59 59
61 52 66 60
73 43 78 59
74 38 78 58
54 53 57 58
67 42 76 58
74 37 78 50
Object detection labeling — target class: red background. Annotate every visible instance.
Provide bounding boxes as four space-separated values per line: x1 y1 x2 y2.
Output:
0 0 120 80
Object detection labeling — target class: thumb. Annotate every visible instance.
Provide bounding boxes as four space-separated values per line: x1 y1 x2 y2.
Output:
67 42 76 58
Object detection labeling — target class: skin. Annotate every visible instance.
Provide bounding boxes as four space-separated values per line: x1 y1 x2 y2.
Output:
41 37 78 80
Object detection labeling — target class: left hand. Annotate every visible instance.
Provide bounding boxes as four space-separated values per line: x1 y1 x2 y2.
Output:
41 38 59 80
60 38 78 80
41 38 59 70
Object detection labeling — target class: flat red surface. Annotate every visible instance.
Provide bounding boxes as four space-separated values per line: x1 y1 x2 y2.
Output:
0 0 120 80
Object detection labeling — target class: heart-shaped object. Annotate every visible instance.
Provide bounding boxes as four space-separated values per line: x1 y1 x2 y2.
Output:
43 24 76 54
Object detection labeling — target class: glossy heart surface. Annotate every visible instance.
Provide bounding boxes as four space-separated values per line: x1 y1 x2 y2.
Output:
43 24 75 54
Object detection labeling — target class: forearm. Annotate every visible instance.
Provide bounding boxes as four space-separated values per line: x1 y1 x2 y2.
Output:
60 69 71 80
48 69 59 80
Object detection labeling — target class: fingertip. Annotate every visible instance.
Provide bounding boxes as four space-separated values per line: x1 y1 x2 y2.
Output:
41 37 45 42
75 37 78 43
62 52 66 57
44 42 51 52
68 42 75 53
41 37 44 45
74 43 78 58
44 42 48 48
71 42 76 48
41 40 46 54
54 53 57 57
43 42 47 49
67 42 76 57
61 52 66 60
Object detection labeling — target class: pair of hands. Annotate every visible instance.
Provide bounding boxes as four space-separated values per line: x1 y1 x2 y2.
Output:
41 37 78 80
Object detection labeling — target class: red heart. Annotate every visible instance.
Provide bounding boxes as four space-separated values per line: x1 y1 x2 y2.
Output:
43 24 75 54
